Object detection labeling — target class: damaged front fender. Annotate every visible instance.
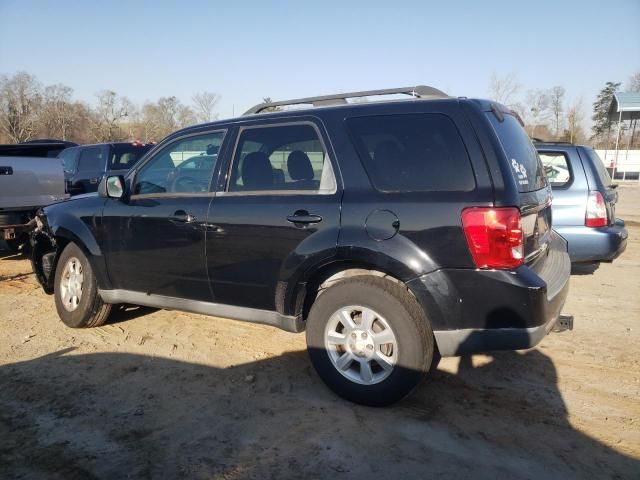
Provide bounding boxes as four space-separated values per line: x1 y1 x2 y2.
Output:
30 227 58 295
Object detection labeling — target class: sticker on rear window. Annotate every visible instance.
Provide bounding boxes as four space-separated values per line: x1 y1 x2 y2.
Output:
511 158 529 186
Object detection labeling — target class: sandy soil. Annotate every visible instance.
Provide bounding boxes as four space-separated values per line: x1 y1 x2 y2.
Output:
1 186 639 479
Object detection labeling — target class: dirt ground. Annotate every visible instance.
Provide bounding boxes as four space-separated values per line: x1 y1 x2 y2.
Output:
1 187 639 480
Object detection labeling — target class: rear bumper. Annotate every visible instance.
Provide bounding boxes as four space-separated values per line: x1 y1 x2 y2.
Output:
407 232 571 356
555 220 628 263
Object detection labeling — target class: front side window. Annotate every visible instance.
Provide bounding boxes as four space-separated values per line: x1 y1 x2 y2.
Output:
77 147 104 172
133 131 224 195
347 113 476 192
228 123 336 193
538 151 572 187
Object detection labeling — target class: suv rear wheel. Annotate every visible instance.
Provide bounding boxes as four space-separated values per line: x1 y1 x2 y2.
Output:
306 276 433 406
54 242 111 328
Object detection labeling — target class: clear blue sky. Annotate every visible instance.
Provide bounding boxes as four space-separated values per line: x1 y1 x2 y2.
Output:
1 0 638 120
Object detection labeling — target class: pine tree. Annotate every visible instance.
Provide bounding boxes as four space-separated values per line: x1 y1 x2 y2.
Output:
591 81 621 146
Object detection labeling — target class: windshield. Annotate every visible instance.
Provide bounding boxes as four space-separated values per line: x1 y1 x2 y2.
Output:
109 144 153 170
486 113 547 192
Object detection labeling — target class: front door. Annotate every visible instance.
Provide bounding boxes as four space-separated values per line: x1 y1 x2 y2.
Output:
206 121 341 312
102 129 226 302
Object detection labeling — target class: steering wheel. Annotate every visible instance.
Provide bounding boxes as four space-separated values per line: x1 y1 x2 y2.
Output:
171 175 205 193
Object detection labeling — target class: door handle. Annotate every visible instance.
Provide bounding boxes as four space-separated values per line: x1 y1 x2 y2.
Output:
169 210 196 223
0 166 13 175
90 177 99 184
286 210 323 224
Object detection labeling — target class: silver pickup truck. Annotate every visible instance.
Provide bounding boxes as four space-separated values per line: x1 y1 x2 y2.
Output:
0 141 73 252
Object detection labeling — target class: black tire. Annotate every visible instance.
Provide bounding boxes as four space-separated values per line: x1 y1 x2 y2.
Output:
306 276 434 406
54 242 111 328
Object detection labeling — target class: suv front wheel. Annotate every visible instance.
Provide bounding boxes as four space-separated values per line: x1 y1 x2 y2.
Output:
54 242 111 328
306 276 434 406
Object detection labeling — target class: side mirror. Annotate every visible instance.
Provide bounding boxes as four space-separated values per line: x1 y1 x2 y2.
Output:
98 175 125 199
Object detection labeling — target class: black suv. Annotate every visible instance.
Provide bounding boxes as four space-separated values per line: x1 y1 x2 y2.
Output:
58 142 153 195
31 86 571 406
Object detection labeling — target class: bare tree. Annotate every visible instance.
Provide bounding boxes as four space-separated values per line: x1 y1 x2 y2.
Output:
0 72 42 142
90 90 131 142
524 89 551 137
136 103 164 142
40 84 75 140
565 97 585 143
136 96 197 141
626 72 640 92
548 86 566 138
488 72 521 106
177 104 197 129
192 91 220 123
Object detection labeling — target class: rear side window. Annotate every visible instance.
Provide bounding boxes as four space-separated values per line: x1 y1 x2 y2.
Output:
228 123 336 193
346 113 475 192
109 144 153 170
538 151 571 187
583 147 612 187
77 147 105 172
486 113 546 192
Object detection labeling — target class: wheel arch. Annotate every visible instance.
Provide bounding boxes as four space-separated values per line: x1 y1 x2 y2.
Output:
289 259 423 322
34 211 112 292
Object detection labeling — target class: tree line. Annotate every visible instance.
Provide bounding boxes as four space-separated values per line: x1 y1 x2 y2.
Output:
488 71 640 149
1 70 639 148
0 72 219 144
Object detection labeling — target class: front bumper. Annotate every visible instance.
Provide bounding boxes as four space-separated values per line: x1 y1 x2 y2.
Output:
407 232 571 356
555 220 628 263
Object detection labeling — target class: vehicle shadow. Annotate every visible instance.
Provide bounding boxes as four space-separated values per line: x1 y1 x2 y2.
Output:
1 347 637 479
571 262 601 275
107 304 159 324
0 242 27 260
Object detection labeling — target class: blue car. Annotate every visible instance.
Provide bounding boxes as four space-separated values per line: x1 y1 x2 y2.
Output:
535 141 628 263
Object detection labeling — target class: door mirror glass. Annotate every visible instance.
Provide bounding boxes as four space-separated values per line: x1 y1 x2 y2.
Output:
106 175 125 198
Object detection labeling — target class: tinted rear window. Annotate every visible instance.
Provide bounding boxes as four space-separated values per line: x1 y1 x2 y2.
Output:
110 144 153 170
583 147 612 187
486 113 546 192
346 113 475 192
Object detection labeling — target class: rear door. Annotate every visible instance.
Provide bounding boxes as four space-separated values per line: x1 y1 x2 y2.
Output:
206 119 341 312
486 113 552 262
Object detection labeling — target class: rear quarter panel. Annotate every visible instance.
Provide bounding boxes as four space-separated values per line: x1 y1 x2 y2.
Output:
320 100 494 280
540 147 589 227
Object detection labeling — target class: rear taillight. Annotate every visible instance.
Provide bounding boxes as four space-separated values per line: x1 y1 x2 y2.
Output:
461 207 524 269
585 191 607 227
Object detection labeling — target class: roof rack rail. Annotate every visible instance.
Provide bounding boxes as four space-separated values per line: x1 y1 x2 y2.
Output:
531 138 573 145
243 85 448 115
